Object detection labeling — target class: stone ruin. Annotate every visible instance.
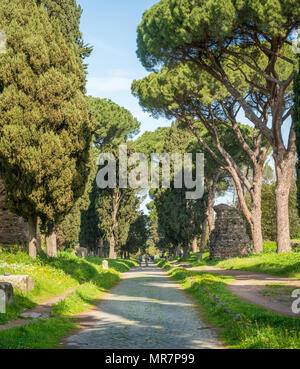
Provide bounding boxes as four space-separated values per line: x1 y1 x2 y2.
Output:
209 204 251 259
0 179 29 246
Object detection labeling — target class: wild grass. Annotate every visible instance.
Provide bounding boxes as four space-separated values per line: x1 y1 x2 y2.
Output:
157 260 300 349
51 258 137 316
0 248 137 348
179 241 300 279
0 248 137 324
0 318 76 349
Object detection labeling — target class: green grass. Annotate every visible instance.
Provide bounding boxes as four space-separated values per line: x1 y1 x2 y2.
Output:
178 241 300 279
86 257 137 273
157 260 300 349
0 248 137 324
259 284 295 299
0 249 137 349
0 318 77 349
0 250 99 324
51 258 137 316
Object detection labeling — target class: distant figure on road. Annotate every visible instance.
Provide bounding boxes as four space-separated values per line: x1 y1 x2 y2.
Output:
145 254 150 267
138 255 143 267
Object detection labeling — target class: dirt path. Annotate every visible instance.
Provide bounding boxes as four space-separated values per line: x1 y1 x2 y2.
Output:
182 265 300 318
63 263 223 349
0 287 76 331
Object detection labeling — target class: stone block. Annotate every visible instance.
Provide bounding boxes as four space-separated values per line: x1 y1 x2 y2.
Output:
102 260 109 270
0 282 14 308
0 275 34 293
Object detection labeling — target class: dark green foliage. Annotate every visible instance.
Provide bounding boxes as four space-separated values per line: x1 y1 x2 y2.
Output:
134 127 170 157
152 186 208 254
38 0 93 89
88 97 140 148
56 148 99 249
79 180 103 250
59 97 141 250
0 0 92 229
79 100 142 255
95 144 141 257
125 213 149 255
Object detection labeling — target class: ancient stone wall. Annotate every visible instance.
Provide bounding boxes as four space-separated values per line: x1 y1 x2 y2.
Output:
209 204 251 259
0 180 29 246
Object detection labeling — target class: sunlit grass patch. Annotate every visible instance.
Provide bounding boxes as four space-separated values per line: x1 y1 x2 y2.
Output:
0 318 76 349
158 260 300 349
51 269 120 316
0 249 136 325
181 241 300 279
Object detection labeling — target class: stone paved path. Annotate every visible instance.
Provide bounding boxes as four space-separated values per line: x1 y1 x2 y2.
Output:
63 263 223 349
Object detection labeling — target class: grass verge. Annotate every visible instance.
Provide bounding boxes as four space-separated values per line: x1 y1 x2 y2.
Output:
51 258 137 316
0 250 98 324
0 248 137 349
157 259 300 349
0 318 77 349
179 241 300 279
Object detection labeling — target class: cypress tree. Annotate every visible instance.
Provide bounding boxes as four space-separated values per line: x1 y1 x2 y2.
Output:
37 0 92 91
0 0 92 258
78 98 141 256
56 148 98 249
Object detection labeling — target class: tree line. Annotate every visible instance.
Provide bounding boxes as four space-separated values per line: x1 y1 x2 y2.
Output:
0 0 148 259
132 0 300 254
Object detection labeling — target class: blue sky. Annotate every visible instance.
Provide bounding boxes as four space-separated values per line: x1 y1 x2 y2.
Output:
77 0 169 136
77 0 291 148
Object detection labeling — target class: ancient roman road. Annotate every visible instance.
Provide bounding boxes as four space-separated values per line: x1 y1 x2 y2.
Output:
63 263 223 349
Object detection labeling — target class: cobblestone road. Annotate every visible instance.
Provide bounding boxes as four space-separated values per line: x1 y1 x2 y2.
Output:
64 263 223 349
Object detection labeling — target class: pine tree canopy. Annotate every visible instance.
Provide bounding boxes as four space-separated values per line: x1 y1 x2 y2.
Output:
88 96 140 148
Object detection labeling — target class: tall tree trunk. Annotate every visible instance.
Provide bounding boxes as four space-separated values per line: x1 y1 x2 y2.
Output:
192 236 198 253
109 233 116 259
28 217 37 259
207 207 215 234
207 174 219 233
36 218 42 253
200 218 208 252
229 168 257 251
250 167 263 253
99 237 104 258
274 151 295 253
109 192 119 260
46 226 57 258
183 245 189 259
